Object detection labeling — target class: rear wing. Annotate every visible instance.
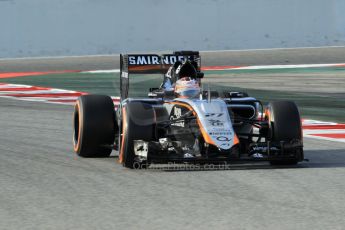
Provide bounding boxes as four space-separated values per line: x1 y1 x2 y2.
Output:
120 51 201 99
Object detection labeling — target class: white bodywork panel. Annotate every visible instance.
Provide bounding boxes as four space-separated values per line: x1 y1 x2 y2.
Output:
175 98 236 150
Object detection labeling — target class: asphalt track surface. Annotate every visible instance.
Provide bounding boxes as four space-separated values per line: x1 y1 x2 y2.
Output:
1 47 345 230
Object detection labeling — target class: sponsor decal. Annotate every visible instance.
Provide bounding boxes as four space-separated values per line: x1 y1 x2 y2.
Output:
128 55 160 65
216 136 231 142
162 55 188 65
170 106 185 127
205 113 224 118
209 131 232 136
208 119 224 126
127 55 193 65
205 113 225 127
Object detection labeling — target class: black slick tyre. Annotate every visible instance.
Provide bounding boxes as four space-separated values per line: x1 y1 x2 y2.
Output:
266 101 303 165
119 101 155 169
73 95 117 157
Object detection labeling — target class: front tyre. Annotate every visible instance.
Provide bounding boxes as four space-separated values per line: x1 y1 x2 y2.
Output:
266 101 303 165
73 95 117 157
119 101 155 169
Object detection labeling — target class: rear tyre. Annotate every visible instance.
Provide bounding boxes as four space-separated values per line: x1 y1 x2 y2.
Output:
266 101 303 165
119 101 155 169
73 95 117 157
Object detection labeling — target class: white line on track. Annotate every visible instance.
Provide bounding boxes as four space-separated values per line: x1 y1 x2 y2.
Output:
81 69 120 74
304 134 345 143
224 63 345 70
303 130 345 135
0 89 79 95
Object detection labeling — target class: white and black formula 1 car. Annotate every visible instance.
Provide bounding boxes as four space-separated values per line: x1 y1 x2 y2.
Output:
73 51 304 169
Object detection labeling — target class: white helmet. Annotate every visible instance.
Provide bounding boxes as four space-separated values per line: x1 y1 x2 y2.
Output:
174 77 200 98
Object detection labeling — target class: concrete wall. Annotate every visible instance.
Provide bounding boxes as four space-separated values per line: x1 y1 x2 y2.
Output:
1 0 345 58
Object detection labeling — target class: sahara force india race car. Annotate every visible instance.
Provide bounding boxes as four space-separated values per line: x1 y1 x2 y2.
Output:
73 51 304 169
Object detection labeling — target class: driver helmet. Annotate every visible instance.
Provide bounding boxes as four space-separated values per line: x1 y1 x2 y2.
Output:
175 60 197 80
174 77 200 98
174 60 200 98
